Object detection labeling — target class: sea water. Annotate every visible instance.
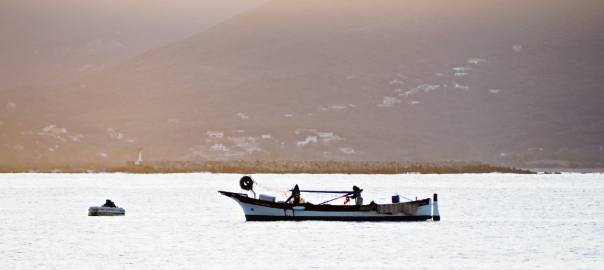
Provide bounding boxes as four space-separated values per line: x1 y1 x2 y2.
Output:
1 173 603 269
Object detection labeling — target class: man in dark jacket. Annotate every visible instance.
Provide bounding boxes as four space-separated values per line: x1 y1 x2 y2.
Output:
102 199 117 208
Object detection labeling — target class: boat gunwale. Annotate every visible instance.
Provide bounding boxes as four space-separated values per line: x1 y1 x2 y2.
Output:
218 191 430 212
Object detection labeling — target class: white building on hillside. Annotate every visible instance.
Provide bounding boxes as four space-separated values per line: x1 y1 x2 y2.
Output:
296 136 318 148
379 97 397 107
453 66 472 71
318 132 333 138
339 147 355 154
389 79 404 85
455 84 470 91
468 58 487 64
210 144 228 151
207 131 224 138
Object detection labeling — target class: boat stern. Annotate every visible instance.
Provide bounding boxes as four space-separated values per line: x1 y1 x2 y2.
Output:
432 193 440 221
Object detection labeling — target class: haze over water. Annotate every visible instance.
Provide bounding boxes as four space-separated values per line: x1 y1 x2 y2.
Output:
2 173 603 269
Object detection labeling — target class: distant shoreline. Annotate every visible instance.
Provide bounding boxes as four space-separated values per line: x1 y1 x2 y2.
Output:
4 161 601 174
0 160 543 174
521 167 604 174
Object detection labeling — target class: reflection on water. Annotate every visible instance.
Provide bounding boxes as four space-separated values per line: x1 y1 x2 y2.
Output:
1 173 603 269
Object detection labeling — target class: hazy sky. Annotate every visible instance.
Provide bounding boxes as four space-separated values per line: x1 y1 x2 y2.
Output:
0 0 269 89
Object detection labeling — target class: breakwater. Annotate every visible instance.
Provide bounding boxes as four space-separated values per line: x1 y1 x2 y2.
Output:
1 160 534 174
117 160 533 174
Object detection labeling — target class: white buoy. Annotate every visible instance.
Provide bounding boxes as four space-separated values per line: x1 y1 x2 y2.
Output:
432 193 440 221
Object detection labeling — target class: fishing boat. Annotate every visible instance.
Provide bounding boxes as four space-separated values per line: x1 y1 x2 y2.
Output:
88 199 125 216
219 176 440 221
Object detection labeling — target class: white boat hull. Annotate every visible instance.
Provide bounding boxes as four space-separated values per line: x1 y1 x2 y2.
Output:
219 191 437 221
88 206 125 216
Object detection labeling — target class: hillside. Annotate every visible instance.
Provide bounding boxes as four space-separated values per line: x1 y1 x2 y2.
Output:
1 0 603 167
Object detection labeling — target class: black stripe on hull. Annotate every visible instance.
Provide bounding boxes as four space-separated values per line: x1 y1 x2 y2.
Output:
218 191 430 212
245 215 433 222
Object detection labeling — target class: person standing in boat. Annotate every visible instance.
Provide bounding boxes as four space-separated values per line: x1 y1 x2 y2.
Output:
285 185 301 205
344 185 363 205
102 199 117 208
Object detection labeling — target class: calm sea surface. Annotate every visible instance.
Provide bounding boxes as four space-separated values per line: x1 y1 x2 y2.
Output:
1 173 603 269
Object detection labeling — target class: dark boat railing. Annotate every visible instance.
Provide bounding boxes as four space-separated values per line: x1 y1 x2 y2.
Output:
298 190 360 194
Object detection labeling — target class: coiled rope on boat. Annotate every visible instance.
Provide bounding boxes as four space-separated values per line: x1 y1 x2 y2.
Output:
239 176 254 190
